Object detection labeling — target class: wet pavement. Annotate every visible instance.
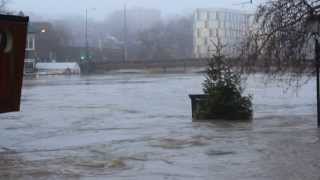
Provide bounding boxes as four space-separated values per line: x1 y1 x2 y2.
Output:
0 73 319 180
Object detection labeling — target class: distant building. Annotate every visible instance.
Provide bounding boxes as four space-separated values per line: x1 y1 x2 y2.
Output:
36 62 81 75
29 22 56 62
193 8 252 58
24 27 36 73
24 22 53 73
29 22 52 34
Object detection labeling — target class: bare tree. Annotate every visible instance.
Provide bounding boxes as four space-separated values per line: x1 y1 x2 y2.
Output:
137 15 193 60
242 0 320 82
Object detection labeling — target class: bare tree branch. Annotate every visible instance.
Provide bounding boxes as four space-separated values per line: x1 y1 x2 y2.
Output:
241 0 320 82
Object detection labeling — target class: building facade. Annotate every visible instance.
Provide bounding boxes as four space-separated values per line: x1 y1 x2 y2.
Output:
24 22 55 73
24 30 36 73
193 8 252 58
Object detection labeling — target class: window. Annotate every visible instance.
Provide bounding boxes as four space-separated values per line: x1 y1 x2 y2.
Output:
209 12 216 20
216 12 220 22
26 35 35 50
205 21 209 29
197 10 201 20
197 45 201 53
210 29 215 37
204 38 208 45
206 11 210 20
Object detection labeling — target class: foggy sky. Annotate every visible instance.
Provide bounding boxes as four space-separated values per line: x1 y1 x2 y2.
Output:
9 0 256 20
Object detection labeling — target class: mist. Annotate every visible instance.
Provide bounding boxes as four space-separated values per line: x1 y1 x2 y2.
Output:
9 0 256 20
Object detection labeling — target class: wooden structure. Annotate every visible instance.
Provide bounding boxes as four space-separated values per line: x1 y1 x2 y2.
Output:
0 15 29 113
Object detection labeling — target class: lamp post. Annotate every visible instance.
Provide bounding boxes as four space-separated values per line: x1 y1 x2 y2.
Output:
123 4 128 62
85 8 89 61
316 38 320 128
84 8 96 62
307 14 320 128
40 28 47 33
39 27 49 62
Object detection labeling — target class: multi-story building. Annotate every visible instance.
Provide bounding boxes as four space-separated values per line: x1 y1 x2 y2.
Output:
193 8 252 58
24 22 53 73
24 28 36 73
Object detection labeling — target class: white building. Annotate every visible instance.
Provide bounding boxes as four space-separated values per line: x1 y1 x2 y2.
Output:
193 8 252 58
36 62 81 75
25 31 36 73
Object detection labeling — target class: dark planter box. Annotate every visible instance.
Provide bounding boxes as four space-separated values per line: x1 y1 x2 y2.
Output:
189 94 253 121
189 94 209 120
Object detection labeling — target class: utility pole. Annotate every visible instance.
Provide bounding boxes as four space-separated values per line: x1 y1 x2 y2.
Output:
85 8 89 60
315 38 320 128
85 8 89 61
123 4 128 62
83 8 97 61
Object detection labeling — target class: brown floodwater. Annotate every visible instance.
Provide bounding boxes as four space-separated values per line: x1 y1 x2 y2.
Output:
0 73 319 180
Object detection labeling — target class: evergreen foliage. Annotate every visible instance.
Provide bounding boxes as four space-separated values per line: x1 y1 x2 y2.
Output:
196 39 253 120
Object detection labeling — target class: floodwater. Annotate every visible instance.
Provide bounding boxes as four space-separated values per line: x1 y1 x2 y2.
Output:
0 73 319 180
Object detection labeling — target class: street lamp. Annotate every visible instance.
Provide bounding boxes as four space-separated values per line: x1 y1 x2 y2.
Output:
85 8 89 61
307 14 320 128
123 3 128 62
85 8 96 61
123 0 138 62
40 28 47 33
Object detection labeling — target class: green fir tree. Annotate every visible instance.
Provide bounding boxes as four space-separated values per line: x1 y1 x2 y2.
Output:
196 38 253 120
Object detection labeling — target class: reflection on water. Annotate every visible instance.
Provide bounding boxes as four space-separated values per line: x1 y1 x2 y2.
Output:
0 73 319 180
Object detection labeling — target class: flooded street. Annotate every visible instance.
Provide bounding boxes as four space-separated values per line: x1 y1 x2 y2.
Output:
0 73 319 180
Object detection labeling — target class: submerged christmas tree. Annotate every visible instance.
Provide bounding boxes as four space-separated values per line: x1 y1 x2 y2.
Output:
196 38 253 120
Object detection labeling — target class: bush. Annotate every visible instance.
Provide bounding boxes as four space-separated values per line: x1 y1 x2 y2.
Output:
195 42 253 120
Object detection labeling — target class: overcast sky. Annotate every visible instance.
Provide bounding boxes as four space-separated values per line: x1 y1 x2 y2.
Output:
9 0 257 20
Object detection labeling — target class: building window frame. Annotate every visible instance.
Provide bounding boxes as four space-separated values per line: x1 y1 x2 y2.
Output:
26 34 35 51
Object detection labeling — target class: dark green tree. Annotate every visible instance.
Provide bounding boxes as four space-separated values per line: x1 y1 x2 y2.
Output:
197 38 253 120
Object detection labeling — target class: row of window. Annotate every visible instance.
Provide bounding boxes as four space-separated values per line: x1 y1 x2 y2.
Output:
194 47 239 57
197 20 248 31
196 10 249 24
195 45 240 58
196 28 246 39
199 37 242 46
